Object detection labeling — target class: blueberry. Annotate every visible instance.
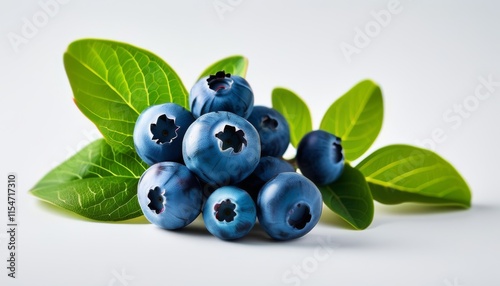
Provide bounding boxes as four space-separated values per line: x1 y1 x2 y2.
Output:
296 130 345 185
203 186 256 240
247 106 290 157
137 162 203 230
257 172 322 241
238 156 295 203
189 71 254 119
133 103 195 165
183 111 261 187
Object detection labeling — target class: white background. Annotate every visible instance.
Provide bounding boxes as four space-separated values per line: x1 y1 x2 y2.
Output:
1 0 499 285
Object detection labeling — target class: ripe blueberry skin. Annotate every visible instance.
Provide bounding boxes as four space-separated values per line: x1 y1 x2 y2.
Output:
238 156 295 203
247 106 290 157
189 71 254 119
257 172 322 241
182 111 261 187
137 162 203 230
296 130 345 185
203 186 256 240
133 103 195 165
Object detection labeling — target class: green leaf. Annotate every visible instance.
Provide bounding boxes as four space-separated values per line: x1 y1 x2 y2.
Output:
320 80 383 161
272 88 312 147
30 139 148 221
318 164 374 230
356 145 471 207
64 39 188 153
197 55 249 80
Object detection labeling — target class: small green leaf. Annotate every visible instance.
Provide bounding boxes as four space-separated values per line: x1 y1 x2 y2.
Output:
272 88 312 147
320 80 383 161
64 39 188 153
356 145 471 207
30 139 148 221
197 55 248 80
318 164 374 230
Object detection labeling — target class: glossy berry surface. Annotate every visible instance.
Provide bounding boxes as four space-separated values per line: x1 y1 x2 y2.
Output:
133 103 195 165
247 106 290 157
238 156 295 202
183 111 261 187
189 71 254 119
257 172 322 241
203 186 256 240
137 162 203 230
296 130 345 185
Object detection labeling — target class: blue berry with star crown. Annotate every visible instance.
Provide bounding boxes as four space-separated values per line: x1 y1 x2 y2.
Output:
296 130 345 185
133 103 195 165
247 106 290 157
137 161 203 230
189 70 254 119
202 186 256 240
257 172 323 241
182 111 261 187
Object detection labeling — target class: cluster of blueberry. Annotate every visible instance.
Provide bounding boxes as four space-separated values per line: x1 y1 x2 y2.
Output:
133 71 344 241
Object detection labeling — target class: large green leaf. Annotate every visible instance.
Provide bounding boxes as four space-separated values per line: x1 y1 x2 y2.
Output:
197 55 248 80
356 145 471 207
30 139 148 221
272 88 312 147
64 39 188 153
320 80 383 161
319 164 374 230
